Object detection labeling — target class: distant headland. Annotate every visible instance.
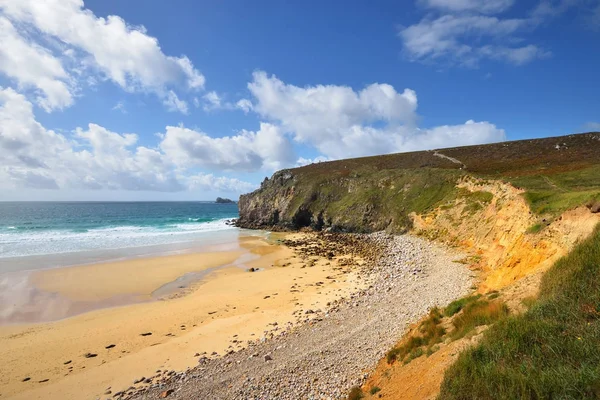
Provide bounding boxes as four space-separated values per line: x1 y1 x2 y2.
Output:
215 197 235 204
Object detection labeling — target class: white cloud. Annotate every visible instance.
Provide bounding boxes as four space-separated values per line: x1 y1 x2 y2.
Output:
419 0 515 14
202 91 223 111
0 0 204 113
163 91 189 114
249 71 418 143
236 98 253 113
201 92 254 113
399 14 548 67
0 17 73 111
187 173 257 193
246 71 505 159
160 122 296 171
296 156 330 167
398 0 569 67
0 86 254 194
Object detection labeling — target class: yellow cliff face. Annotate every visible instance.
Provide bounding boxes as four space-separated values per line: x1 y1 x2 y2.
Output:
412 177 600 292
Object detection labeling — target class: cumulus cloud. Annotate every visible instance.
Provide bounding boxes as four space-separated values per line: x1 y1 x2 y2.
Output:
0 87 254 194
0 0 204 113
0 17 74 111
399 0 562 67
160 122 296 171
246 71 505 159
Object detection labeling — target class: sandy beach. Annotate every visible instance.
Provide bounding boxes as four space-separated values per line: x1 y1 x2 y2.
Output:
0 233 366 400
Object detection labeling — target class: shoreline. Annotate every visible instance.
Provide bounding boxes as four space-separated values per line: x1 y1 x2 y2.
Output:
0 226 260 275
0 231 370 400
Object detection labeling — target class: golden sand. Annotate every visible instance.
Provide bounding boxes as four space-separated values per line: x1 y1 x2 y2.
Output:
0 233 363 400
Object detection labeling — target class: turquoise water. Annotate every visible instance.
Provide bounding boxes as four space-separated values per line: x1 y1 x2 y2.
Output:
0 202 239 261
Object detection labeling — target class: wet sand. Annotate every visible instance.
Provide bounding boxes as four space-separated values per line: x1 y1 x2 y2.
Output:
0 233 365 400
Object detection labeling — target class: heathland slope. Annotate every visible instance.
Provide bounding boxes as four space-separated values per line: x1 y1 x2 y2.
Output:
237 132 600 233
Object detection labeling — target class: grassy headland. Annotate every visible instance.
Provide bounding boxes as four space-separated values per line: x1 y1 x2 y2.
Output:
238 132 600 233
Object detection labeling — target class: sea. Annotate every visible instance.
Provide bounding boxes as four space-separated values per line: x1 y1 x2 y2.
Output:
0 201 242 273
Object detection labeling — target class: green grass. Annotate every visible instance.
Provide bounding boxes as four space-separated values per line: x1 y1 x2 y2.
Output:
444 295 482 317
370 386 382 395
439 224 600 400
508 165 600 216
284 167 463 232
460 190 494 204
526 223 543 234
450 300 510 340
386 307 446 364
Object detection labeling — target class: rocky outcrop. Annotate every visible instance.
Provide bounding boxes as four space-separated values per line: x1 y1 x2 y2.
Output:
236 166 463 233
237 170 299 230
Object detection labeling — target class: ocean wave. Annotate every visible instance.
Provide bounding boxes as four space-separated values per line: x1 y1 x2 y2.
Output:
0 218 236 258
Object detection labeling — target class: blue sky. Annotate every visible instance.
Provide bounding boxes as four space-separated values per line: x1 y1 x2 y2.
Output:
0 0 599 200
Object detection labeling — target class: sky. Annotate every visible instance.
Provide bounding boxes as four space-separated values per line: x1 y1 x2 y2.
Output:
0 0 599 201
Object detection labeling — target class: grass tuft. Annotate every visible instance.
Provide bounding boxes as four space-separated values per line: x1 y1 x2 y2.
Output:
444 295 481 317
386 307 445 364
526 223 543 234
449 300 509 340
347 386 364 400
370 386 381 395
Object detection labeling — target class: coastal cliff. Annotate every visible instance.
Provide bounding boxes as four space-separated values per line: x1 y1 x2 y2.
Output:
238 132 600 234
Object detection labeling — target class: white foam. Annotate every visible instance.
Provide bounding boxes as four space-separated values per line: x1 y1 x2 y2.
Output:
0 218 236 258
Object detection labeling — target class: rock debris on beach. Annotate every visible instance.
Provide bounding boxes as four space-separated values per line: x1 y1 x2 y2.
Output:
125 232 472 400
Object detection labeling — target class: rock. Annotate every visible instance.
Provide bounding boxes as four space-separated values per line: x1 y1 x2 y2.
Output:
38 379 49 383
22 377 30 382
84 353 97 358
248 267 256 272
133 377 146 384
105 344 116 349
215 197 235 204
140 332 153 336
159 389 175 398
588 201 600 213
264 354 273 362
63 360 72 365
